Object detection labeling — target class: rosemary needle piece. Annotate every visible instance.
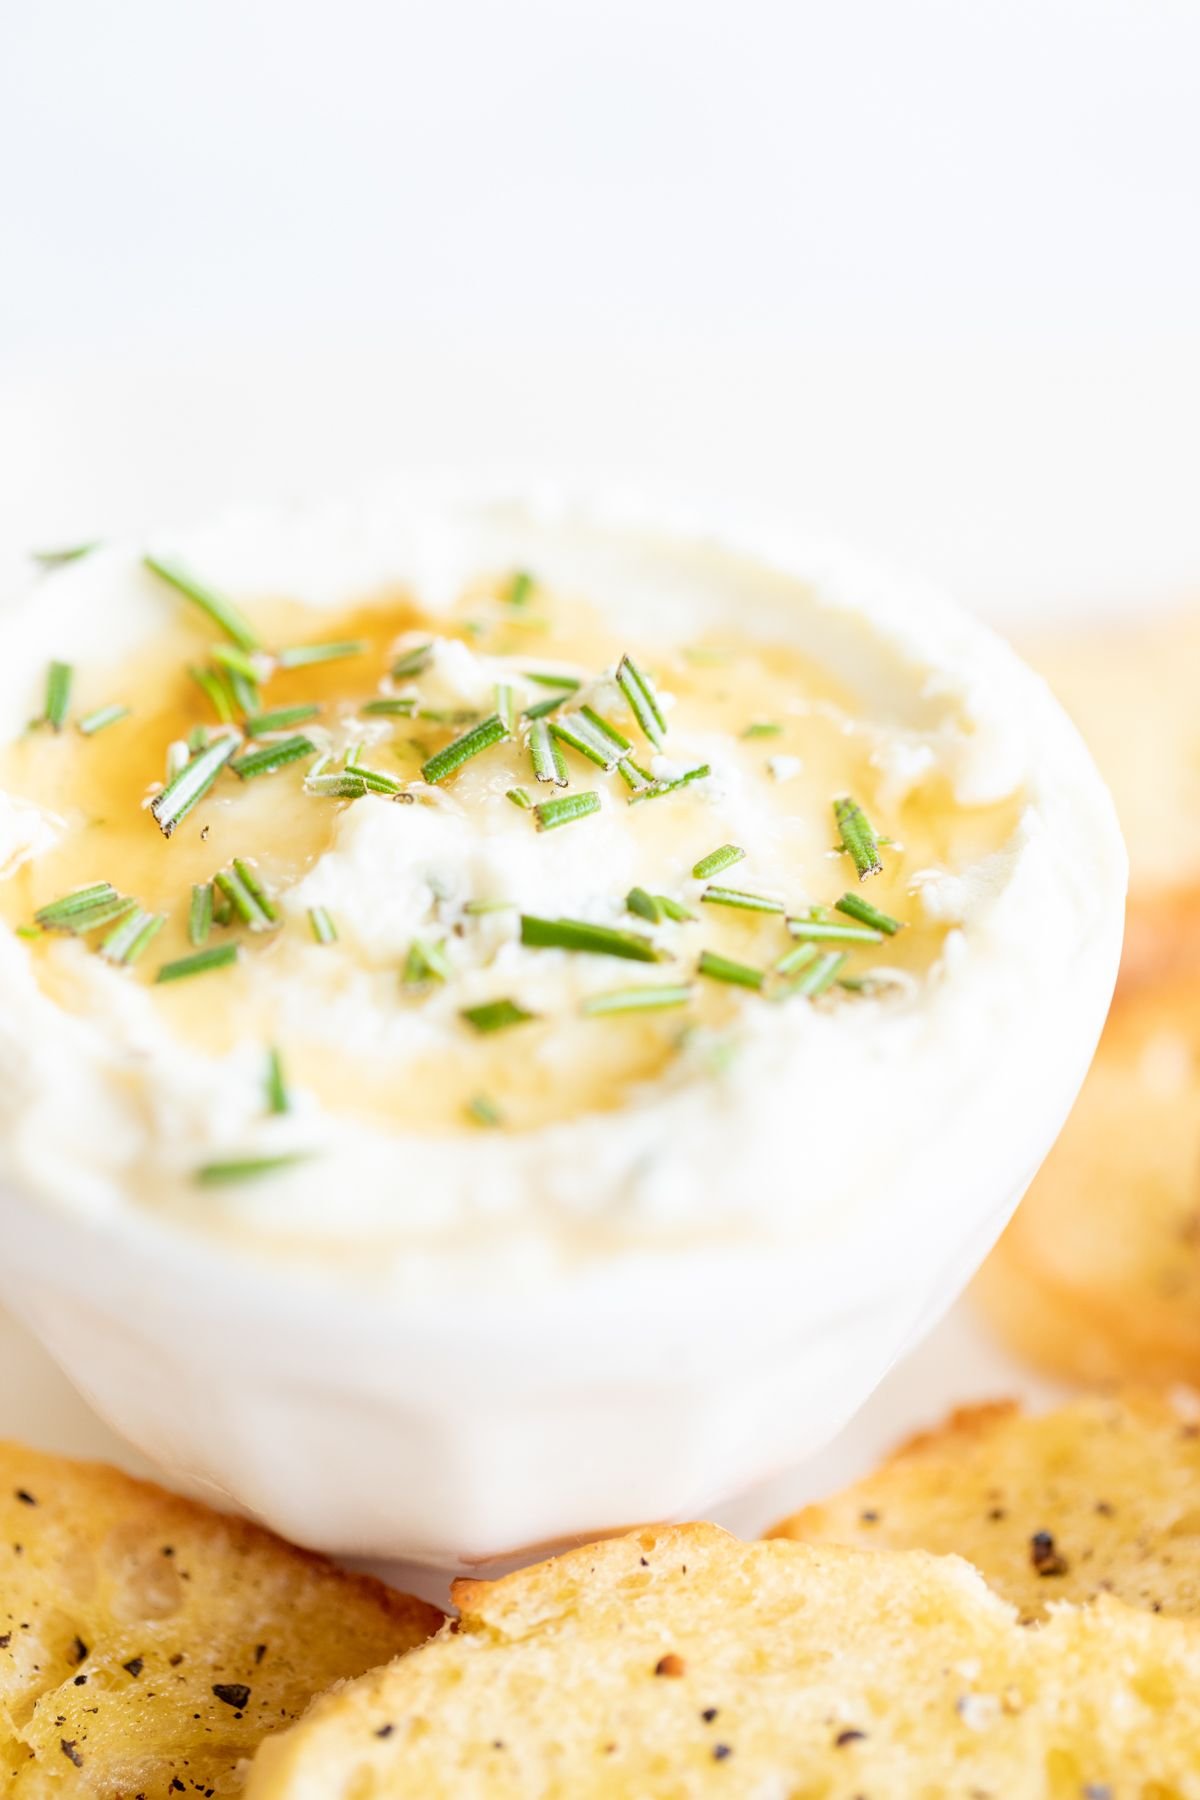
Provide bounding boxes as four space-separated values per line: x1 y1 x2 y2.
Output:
615 653 667 749
305 772 371 800
582 984 693 1015
33 541 100 568
230 734 318 781
495 683 519 736
627 763 711 804
77 702 130 737
786 912 883 944
308 905 338 944
245 703 321 735
404 937 452 985
692 844 745 880
520 915 659 962
834 795 884 880
195 1153 310 1186
700 885 784 915
742 721 782 739
421 713 509 784
143 554 261 653
42 661 73 731
523 690 574 722
189 664 236 724
361 697 417 718
524 669 582 690
265 1046 289 1114
657 894 697 922
697 948 765 991
188 882 214 946
774 941 819 978
150 734 240 838
275 640 367 669
533 790 600 831
626 886 661 923
466 1093 504 1127
549 715 618 772
34 882 117 927
156 943 239 983
102 910 157 967
507 786 534 809
214 859 278 931
391 643 433 679
835 892 904 936
460 998 536 1033
778 948 847 999
529 718 568 786
506 570 535 607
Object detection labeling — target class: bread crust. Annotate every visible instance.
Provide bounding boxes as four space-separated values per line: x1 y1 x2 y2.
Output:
0 1441 441 1795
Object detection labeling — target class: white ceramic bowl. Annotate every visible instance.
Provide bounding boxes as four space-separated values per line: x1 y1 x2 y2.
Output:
0 488 1125 1567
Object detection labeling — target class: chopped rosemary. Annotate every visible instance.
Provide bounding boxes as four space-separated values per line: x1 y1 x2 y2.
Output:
466 1093 504 1127
460 997 536 1032
214 859 278 931
834 796 883 880
228 668 261 716
106 907 166 966
156 943 239 983
581 984 692 1015
187 724 209 753
520 914 658 962
697 948 764 990
230 734 317 781
533 790 600 831
626 886 661 923
265 1046 289 1114
276 640 366 669
835 892 904 935
495 683 519 735
33 541 100 568
77 703 130 737
774 940 819 978
742 721 781 739
579 706 632 754
464 898 514 914
615 654 667 748
150 734 240 838
657 894 697 922
143 554 260 653
700 885 784 915
692 844 745 880
506 570 535 607
188 664 236 724
195 1153 310 1185
308 905 337 944
529 718 568 786
786 911 883 944
523 690 574 721
627 763 711 804
391 643 433 679
404 937 451 985
305 772 371 799
549 715 619 772
506 786 534 809
188 882 214 946
421 713 508 784
34 883 132 934
42 661 73 731
361 697 418 718
777 948 847 999
524 670 582 690
246 703 321 735
211 642 267 683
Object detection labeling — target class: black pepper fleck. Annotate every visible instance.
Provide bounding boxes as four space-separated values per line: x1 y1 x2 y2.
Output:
212 1684 251 1710
70 1636 88 1665
0 1635 9 1649
60 1741 83 1768
170 1780 185 1793
73 1675 87 1687
14 1490 36 1507
836 1728 867 1747
859 1510 879 1525
1030 1531 1069 1577
254 1644 267 1664
374 1725 394 1739
701 1708 719 1723
124 1658 144 1678
712 1744 732 1761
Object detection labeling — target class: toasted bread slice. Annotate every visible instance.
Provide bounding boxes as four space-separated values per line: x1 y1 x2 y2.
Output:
246 1522 1200 1798
0 1442 441 1795
769 1389 1200 1622
1023 607 1200 896
974 958 1200 1385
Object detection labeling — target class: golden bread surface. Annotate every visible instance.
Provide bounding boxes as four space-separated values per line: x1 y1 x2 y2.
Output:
974 957 1200 1386
769 1389 1200 1621
247 1522 1200 1799
0 1442 441 1796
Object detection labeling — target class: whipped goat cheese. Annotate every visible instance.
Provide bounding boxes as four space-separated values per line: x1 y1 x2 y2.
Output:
0 494 1124 1278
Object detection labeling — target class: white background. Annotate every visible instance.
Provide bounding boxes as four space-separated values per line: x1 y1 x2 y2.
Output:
0 0 1190 1592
